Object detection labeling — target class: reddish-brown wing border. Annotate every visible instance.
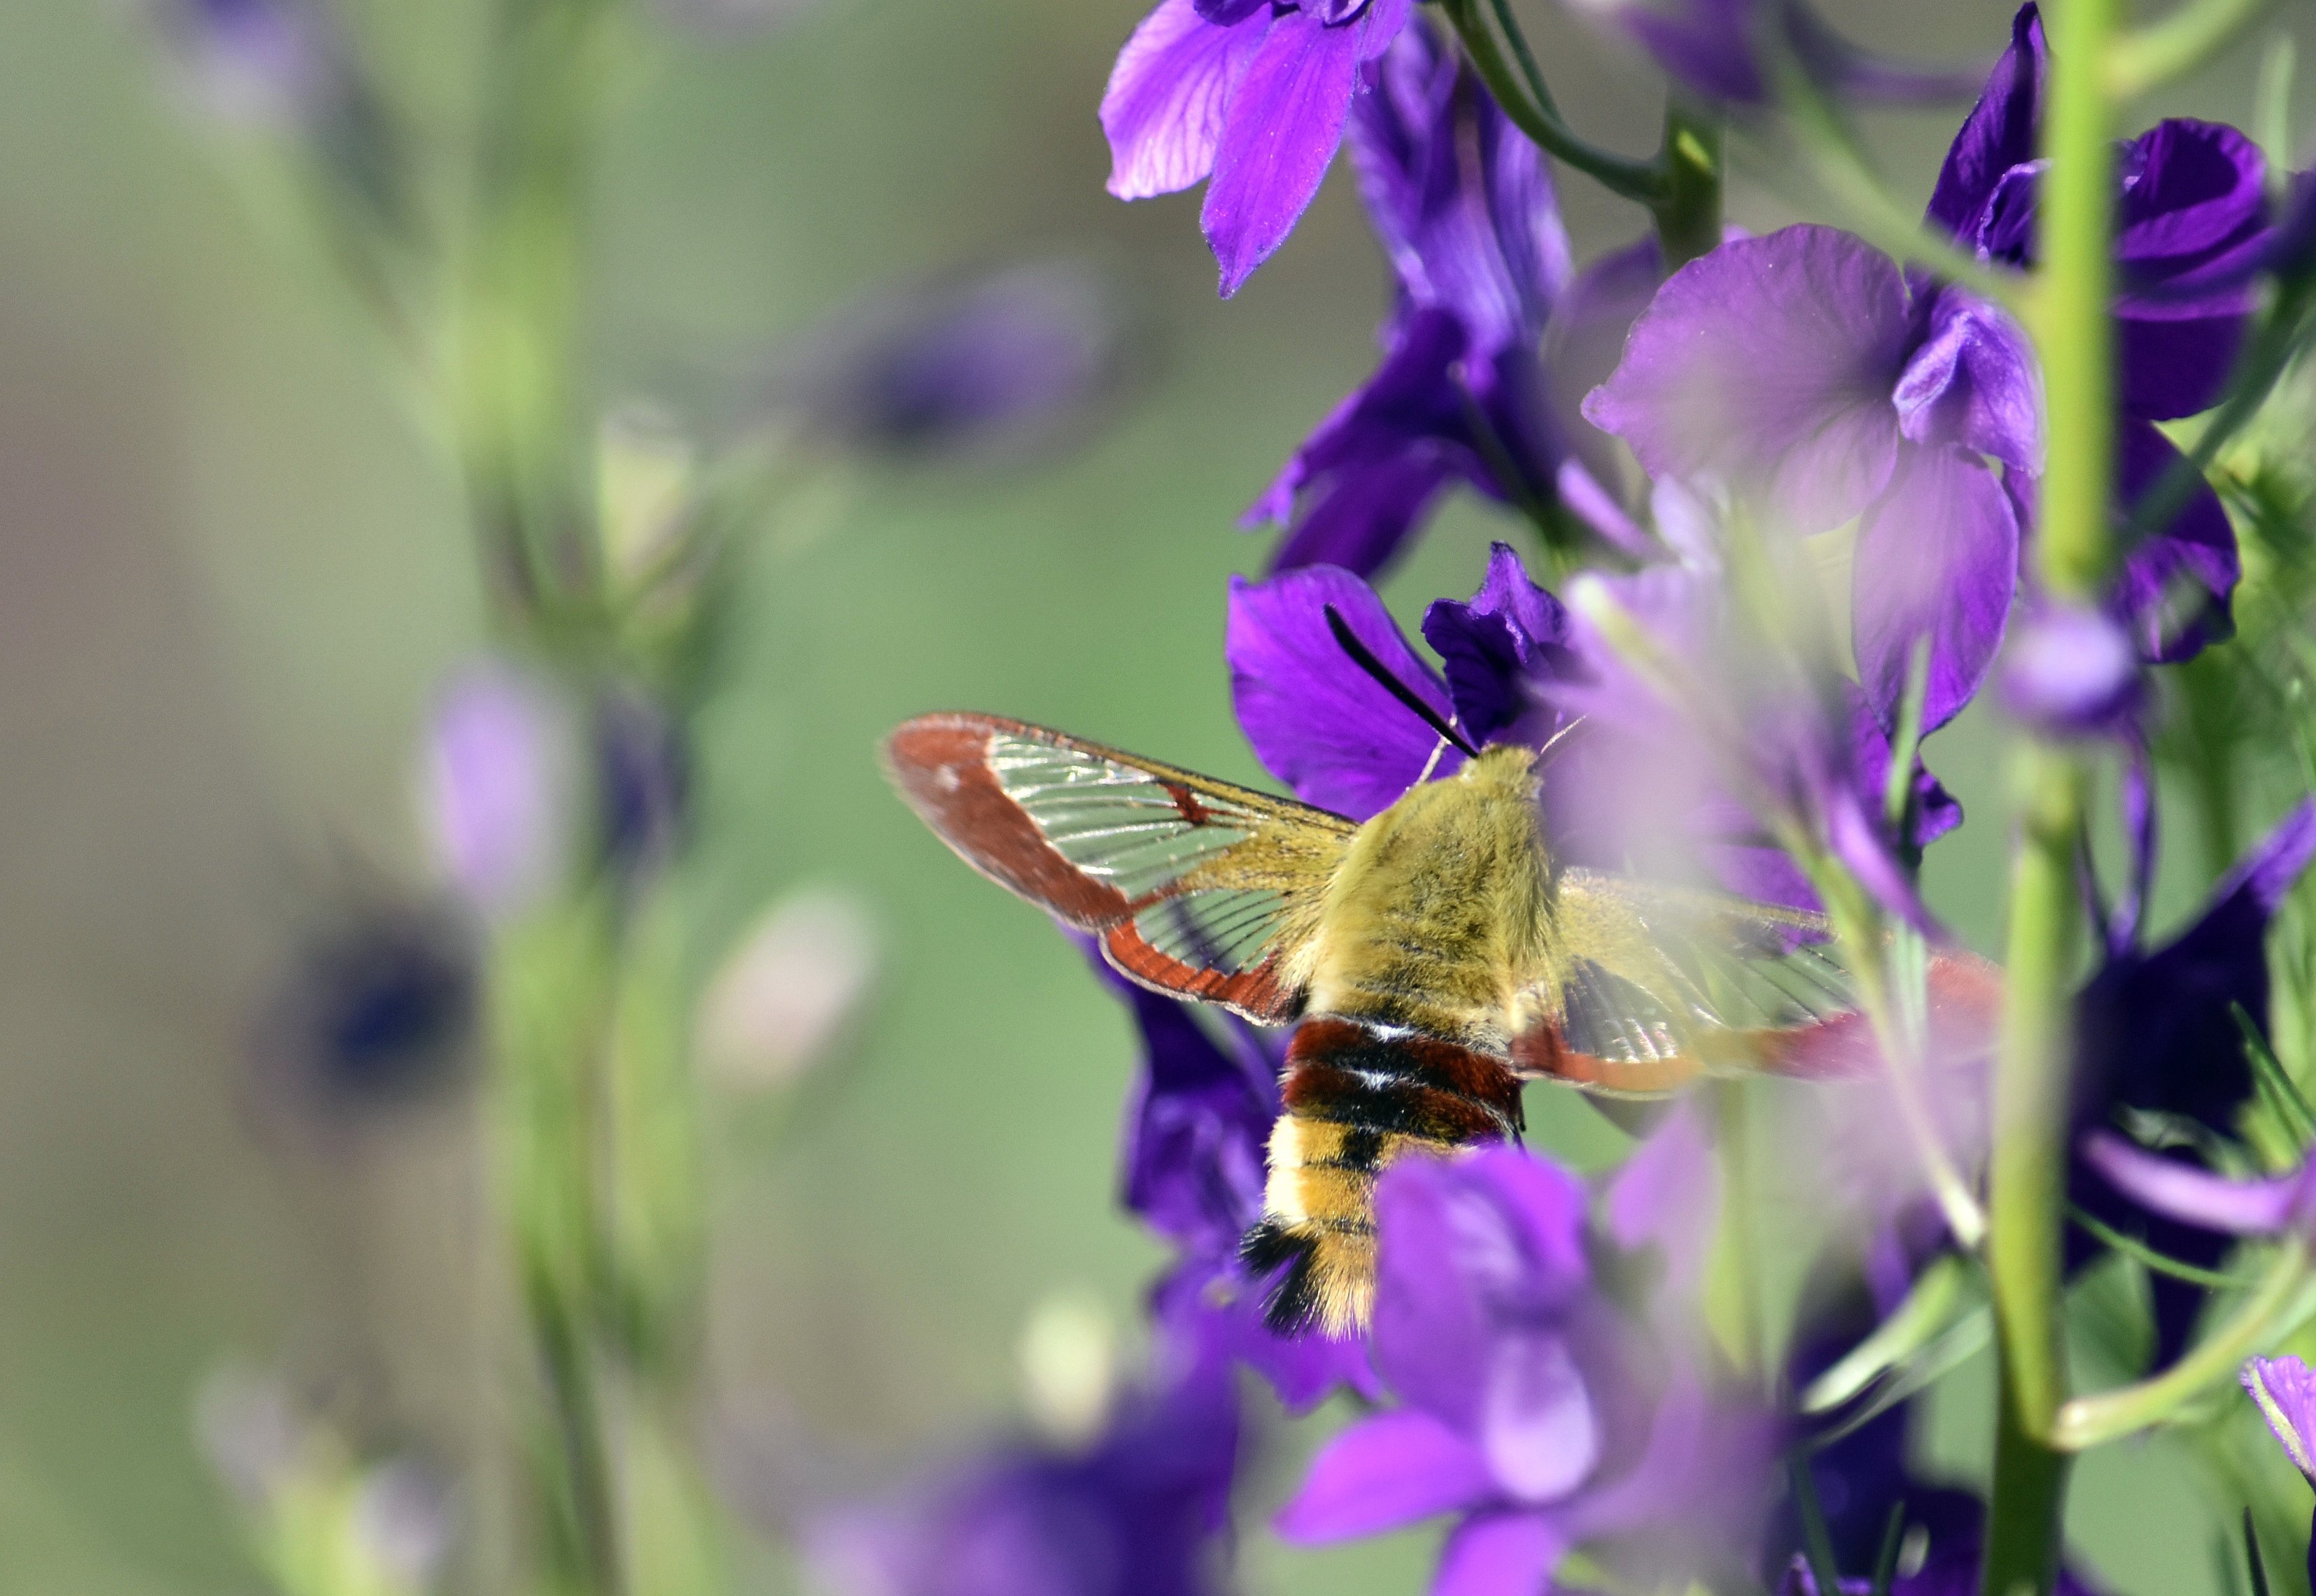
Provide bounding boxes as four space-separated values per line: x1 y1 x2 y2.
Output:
883 712 1352 1023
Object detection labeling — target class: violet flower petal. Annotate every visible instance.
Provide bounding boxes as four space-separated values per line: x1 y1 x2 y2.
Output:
2080 1132 2302 1234
1251 305 1476 578
1202 0 1410 296
1432 1509 1568 1596
1893 284 2042 472
1227 565 1462 819
2244 1355 2316 1483
1101 0 1268 201
1481 1332 1599 1504
1419 542 1579 747
1998 601 2142 736
1925 3 2045 239
1272 1408 1496 1541
1852 444 2021 733
1582 226 1910 537
2112 418 2238 663
1568 0 1768 104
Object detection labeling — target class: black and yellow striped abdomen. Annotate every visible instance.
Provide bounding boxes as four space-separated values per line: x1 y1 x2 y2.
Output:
1240 1013 1526 1334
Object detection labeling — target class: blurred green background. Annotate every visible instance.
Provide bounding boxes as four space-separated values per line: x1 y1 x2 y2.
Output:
3 0 2314 1589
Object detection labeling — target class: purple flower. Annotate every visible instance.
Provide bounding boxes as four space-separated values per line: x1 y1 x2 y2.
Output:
1090 947 1377 1411
1564 0 1991 110
156 0 335 125
1930 3 2267 663
422 661 582 921
1247 21 1582 577
1101 0 1413 297
1997 601 2143 736
793 263 1135 462
1226 549 1579 819
1564 0 1771 102
1583 223 2036 736
1277 1146 1772 1595
810 1362 1242 1596
1551 553 1960 924
2072 799 2316 1360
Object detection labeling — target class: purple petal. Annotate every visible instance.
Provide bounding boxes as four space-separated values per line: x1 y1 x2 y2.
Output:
1101 0 1268 201
1371 1148 1591 1434
1582 227 1910 536
1998 600 2142 736
2111 418 2238 663
2080 1131 2301 1234
1480 1332 1599 1504
2243 1356 2316 1482
1149 1258 1382 1415
1603 1099 1719 1298
1351 20 1568 352
1543 236 1666 488
1273 1409 1495 1542
1419 542 1580 747
1852 445 2021 733
1894 283 2042 472
1226 565 1461 819
1925 3 2046 239
2115 119 2271 285
422 661 579 919
1251 306 1480 579
1202 10 1367 297
1433 1510 1568 1596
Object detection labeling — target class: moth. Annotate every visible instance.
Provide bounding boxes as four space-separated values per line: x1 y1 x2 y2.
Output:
882 614 1997 1336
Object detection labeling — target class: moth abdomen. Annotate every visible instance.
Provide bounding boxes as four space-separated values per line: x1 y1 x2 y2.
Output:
1246 1015 1524 1334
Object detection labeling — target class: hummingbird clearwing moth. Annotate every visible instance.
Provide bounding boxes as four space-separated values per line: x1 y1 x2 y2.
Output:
883 677 1996 1335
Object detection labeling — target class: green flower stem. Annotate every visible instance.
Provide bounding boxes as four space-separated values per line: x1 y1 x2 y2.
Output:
1984 0 2121 1583
455 0 615 631
2103 0 2277 100
2051 1248 2311 1450
1652 101 1723 270
1438 0 1664 204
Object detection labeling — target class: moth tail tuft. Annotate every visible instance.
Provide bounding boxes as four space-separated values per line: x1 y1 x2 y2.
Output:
1240 1219 1326 1334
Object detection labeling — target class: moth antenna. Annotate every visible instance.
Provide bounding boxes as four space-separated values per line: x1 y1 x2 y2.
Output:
1536 713 1587 765
1322 605 1481 759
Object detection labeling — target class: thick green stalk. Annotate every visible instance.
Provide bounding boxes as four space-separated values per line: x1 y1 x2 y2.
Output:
1651 101 1722 269
1983 0 2119 1587
456 0 614 630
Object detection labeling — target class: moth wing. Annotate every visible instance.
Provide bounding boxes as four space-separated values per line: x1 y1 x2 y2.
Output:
883 712 1356 1022
1511 869 1872 1094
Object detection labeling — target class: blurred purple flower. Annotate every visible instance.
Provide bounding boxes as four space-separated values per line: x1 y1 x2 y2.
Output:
1248 22 1587 577
1092 947 1378 1411
594 683 688 884
1277 1145 1772 1595
1583 223 2036 736
1566 0 1770 101
810 1360 1242 1596
2072 799 2316 1360
1553 556 1958 924
1932 4 2268 663
156 0 335 125
1101 0 1412 296
1997 601 2143 736
1564 0 1988 109
795 262 1135 462
422 661 580 921
251 901 478 1125
1226 549 1579 820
